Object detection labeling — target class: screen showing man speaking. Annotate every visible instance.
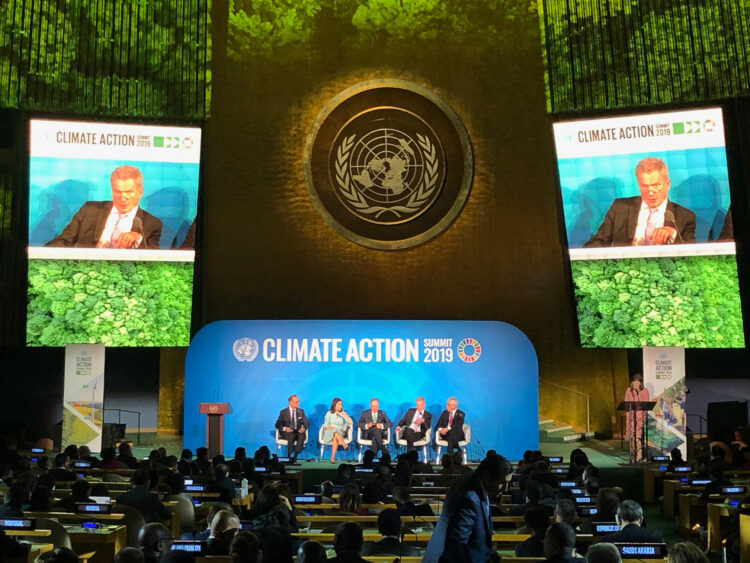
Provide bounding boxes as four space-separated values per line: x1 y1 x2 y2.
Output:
553 108 743 348
27 119 201 347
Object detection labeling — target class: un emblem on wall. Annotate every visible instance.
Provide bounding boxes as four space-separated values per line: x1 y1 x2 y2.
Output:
233 337 259 362
305 80 473 249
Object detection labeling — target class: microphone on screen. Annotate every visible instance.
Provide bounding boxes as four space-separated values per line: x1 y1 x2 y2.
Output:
132 217 147 248
664 209 682 244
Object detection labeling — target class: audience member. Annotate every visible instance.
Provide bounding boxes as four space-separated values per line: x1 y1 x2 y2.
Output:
100 447 128 470
0 485 27 517
666 447 687 472
580 488 620 533
56 479 94 512
667 542 710 563
554 499 579 529
329 522 368 563
699 466 732 502
178 449 195 476
602 500 663 543
361 508 420 556
52 454 78 481
229 531 262 563
138 522 173 563
543 522 578 563
296 540 327 563
337 483 367 515
206 509 240 555
182 502 232 540
118 443 140 470
116 469 171 523
212 463 236 503
319 480 335 504
586 542 622 563
29 485 53 511
515 505 550 557
115 546 146 563
77 446 99 467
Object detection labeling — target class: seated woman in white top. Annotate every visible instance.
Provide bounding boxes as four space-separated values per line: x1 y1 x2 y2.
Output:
322 397 353 463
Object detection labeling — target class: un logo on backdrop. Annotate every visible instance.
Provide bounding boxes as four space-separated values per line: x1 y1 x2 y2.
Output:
233 338 259 362
304 80 473 249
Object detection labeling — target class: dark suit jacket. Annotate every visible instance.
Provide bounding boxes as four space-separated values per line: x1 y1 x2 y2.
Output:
362 536 421 556
584 196 696 247
357 410 392 432
435 409 466 440
115 487 171 523
274 407 310 433
46 201 163 249
396 408 432 435
515 533 544 557
205 536 231 556
422 473 493 563
602 522 664 543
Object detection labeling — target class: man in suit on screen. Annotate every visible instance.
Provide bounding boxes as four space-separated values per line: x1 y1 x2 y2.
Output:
357 398 392 456
436 396 466 455
274 394 309 462
395 396 432 453
584 157 695 247
46 165 162 248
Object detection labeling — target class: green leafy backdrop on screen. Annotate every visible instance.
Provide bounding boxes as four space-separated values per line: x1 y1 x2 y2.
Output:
27 260 193 347
572 256 744 348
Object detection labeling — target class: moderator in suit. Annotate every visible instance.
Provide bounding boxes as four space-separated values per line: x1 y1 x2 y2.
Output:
435 403 466 454
423 454 513 563
357 399 392 455
396 402 432 452
46 201 163 248
584 196 695 247
274 396 310 460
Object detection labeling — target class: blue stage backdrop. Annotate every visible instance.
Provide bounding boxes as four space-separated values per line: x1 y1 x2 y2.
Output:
184 320 539 460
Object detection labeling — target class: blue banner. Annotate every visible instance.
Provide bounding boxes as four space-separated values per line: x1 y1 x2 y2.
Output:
184 320 539 460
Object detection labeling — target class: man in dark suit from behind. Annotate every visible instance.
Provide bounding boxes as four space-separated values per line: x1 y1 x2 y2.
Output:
46 164 162 249
435 396 466 455
515 505 550 557
602 500 663 543
211 464 236 504
544 522 580 563
328 522 369 563
585 157 695 247
361 508 421 557
116 469 171 524
51 453 78 482
395 396 432 453
274 394 310 462
357 398 392 456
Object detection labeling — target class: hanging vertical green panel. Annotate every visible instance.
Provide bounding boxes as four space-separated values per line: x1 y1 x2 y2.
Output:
0 0 211 119
539 0 750 113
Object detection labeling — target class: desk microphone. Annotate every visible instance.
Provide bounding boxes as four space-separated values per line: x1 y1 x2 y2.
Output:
132 217 147 248
664 210 682 243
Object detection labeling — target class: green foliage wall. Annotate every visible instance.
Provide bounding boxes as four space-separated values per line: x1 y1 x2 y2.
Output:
539 0 750 112
0 0 211 118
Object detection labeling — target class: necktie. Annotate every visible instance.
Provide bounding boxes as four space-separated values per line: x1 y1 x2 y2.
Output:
110 213 125 247
448 411 454 427
372 411 377 424
645 208 658 244
412 412 421 432
292 409 297 430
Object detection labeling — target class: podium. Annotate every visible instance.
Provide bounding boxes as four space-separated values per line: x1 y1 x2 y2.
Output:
618 401 656 464
198 403 229 458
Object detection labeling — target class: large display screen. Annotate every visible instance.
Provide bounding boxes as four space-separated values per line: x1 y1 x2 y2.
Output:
553 108 744 348
27 119 201 346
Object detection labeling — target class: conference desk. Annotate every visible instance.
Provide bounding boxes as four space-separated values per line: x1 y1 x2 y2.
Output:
292 531 534 544
3 529 52 538
64 524 126 563
707 502 739 553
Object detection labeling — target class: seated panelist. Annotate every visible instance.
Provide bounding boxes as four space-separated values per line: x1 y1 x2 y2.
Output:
436 397 465 454
395 396 432 453
357 398 392 456
274 394 309 462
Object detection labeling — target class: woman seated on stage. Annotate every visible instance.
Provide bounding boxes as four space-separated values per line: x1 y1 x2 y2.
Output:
322 397 353 463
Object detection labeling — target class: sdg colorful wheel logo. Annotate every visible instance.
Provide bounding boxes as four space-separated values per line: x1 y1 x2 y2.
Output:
457 338 481 363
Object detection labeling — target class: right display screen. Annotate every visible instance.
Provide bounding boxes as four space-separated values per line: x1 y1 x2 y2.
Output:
553 107 744 348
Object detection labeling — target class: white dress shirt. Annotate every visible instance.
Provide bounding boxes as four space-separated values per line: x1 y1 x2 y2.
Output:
632 199 675 244
98 206 140 247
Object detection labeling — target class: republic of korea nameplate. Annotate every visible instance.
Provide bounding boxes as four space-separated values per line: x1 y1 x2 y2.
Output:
304 80 473 250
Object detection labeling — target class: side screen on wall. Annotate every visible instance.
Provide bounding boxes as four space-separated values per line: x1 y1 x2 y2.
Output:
27 119 202 347
553 108 744 348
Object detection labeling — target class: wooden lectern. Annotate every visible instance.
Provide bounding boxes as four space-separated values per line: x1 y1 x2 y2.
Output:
198 403 229 458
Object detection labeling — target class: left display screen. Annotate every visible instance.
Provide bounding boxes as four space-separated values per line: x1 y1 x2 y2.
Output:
27 119 202 347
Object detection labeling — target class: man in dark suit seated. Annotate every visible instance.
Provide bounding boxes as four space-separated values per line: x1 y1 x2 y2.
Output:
328 522 369 563
116 469 172 524
357 398 392 456
46 165 162 249
361 508 421 556
423 453 513 563
51 453 78 482
602 500 663 543
435 396 466 455
395 396 432 453
274 394 309 462
211 464 236 503
515 505 550 557
138 522 173 563
543 522 579 563
585 157 695 247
